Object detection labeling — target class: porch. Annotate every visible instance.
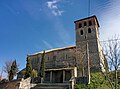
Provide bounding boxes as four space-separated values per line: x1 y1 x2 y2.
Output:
44 67 77 83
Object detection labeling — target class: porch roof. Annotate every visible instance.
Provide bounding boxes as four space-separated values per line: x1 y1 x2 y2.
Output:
45 67 76 71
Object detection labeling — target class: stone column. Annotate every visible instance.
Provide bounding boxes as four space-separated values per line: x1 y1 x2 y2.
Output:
71 70 74 77
50 71 52 83
63 70 65 82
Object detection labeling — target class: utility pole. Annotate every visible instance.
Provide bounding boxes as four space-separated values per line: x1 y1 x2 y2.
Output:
86 42 90 84
87 0 91 84
88 0 90 16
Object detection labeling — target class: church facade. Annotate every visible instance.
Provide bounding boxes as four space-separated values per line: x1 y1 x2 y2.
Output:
27 15 106 83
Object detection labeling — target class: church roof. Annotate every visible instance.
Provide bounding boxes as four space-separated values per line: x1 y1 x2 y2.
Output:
74 15 100 27
28 46 76 56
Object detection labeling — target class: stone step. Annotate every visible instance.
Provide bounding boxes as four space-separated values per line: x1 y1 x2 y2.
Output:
31 86 66 89
31 83 70 89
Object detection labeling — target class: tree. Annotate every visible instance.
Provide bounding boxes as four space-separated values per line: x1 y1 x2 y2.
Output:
39 50 45 78
20 69 26 78
31 69 37 78
102 37 120 89
25 57 32 79
0 68 3 81
76 47 86 76
9 69 14 81
8 60 18 81
3 60 18 80
3 60 13 79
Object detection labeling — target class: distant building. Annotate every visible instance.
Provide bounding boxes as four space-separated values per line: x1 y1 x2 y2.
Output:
20 16 106 84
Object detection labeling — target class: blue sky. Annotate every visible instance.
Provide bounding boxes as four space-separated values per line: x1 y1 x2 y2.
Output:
0 0 120 78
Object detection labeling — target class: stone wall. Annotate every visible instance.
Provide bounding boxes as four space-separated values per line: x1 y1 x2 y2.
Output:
19 78 31 89
28 46 76 72
28 54 42 72
45 47 76 69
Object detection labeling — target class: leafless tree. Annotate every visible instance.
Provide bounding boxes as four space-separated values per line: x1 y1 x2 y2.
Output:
3 60 13 78
76 44 88 77
0 68 3 81
102 36 120 89
3 60 19 80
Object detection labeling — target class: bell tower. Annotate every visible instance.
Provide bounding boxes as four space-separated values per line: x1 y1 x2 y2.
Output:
74 16 105 79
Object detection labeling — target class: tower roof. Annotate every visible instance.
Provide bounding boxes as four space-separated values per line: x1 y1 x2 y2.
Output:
74 15 100 27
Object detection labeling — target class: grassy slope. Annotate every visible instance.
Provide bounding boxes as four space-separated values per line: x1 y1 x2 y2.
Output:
75 72 120 89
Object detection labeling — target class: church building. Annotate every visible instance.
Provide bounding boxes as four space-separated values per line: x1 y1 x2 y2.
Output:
26 15 106 84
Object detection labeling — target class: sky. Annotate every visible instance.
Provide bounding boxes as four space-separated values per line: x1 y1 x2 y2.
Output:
0 0 120 78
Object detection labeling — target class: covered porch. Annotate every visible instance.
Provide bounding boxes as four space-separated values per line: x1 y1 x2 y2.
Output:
44 67 77 83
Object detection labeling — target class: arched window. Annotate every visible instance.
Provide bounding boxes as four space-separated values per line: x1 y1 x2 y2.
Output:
84 22 87 26
88 28 91 33
80 30 83 35
79 23 82 28
89 21 92 26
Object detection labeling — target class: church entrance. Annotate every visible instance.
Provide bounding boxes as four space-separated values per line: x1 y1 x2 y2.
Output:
65 70 71 81
52 70 63 83
44 67 77 83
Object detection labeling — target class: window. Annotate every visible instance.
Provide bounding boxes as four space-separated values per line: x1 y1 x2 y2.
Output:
80 30 83 35
88 28 91 33
89 21 92 26
84 22 87 26
53 56 56 60
66 54 67 59
79 23 82 28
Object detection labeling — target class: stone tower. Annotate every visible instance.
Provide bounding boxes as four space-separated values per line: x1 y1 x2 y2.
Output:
74 15 105 78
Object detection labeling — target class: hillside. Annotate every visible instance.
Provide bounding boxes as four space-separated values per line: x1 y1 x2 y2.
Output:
75 72 120 89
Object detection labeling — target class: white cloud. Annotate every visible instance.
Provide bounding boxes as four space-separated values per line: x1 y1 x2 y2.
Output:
47 0 57 9
47 0 64 16
52 19 73 46
42 40 53 49
100 0 120 41
4 4 19 15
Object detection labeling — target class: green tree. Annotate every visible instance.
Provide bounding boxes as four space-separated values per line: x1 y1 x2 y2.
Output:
20 69 26 78
8 60 18 81
8 69 14 81
39 50 45 78
31 69 37 78
25 57 32 78
12 60 18 76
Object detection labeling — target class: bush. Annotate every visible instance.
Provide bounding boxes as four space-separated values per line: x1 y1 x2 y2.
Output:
0 79 8 83
75 72 112 89
32 69 37 78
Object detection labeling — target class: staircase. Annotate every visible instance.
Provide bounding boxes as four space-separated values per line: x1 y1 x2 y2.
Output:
31 83 70 89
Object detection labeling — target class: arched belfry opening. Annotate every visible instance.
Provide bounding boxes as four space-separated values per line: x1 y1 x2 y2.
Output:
79 23 82 28
89 21 92 26
80 30 83 35
84 22 87 26
88 28 91 33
